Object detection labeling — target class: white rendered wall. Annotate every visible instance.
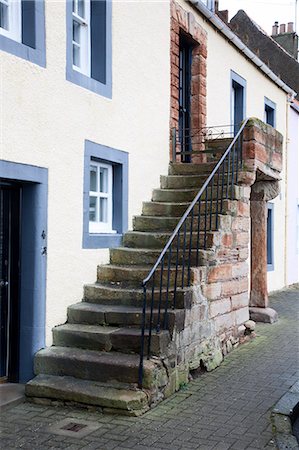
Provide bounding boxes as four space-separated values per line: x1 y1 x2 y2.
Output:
286 107 299 285
0 0 171 344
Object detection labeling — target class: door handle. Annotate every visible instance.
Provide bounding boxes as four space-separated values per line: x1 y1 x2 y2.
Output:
0 280 8 288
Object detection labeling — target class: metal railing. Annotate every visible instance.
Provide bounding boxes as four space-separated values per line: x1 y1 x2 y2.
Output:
138 119 248 387
172 124 238 162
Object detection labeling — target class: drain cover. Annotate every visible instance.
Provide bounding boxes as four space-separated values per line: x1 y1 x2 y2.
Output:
60 422 88 432
46 418 100 438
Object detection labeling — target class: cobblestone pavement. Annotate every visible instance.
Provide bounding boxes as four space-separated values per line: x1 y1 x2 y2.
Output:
1 287 298 450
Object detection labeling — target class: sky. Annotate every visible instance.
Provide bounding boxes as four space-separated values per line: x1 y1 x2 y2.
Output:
218 0 299 36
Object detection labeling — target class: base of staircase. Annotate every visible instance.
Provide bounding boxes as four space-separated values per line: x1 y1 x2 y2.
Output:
249 307 278 324
25 374 150 416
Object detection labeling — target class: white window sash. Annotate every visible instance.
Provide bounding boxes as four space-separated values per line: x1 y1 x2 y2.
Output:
0 0 21 42
72 0 91 76
89 161 115 234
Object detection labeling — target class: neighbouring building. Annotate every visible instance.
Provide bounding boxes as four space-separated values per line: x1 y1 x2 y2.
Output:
0 0 297 413
229 9 299 288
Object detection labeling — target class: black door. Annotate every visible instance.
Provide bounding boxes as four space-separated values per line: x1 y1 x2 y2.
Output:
179 36 193 162
232 80 244 135
0 183 21 382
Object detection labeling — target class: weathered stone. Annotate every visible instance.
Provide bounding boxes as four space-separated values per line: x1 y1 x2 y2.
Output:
244 320 256 331
237 325 246 336
249 307 278 323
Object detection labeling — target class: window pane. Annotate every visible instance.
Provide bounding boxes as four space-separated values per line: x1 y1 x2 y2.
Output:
78 0 84 18
89 197 97 222
99 197 108 223
0 3 8 30
100 167 108 193
73 20 80 44
73 44 80 67
90 165 97 192
72 0 76 13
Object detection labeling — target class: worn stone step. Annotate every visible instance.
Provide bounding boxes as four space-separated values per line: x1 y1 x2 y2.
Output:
34 347 156 388
168 162 218 175
123 230 219 250
160 174 231 190
204 137 233 151
53 324 170 355
152 188 210 203
83 283 191 309
142 199 232 217
133 214 229 232
67 302 186 333
97 264 206 286
110 247 215 267
25 374 149 415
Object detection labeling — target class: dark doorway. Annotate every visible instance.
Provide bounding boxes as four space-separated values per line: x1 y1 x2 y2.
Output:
232 79 245 135
0 183 21 383
179 34 193 162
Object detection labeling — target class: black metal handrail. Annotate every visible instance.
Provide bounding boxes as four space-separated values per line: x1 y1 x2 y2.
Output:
138 119 249 387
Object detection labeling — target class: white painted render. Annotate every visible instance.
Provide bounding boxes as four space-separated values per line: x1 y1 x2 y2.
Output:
0 0 171 343
0 0 293 344
286 106 299 285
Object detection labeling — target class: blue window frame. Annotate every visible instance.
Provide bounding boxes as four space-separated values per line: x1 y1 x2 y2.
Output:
0 0 46 67
267 203 274 271
83 140 128 249
264 97 276 128
231 71 246 135
66 0 112 98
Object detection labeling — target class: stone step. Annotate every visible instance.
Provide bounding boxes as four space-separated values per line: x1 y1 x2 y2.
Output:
123 230 218 250
97 264 206 286
67 302 185 332
83 283 191 309
110 247 215 266
34 347 156 388
53 324 170 356
160 174 231 190
133 214 227 232
204 137 233 151
25 374 149 415
168 162 218 175
152 187 217 203
142 199 232 217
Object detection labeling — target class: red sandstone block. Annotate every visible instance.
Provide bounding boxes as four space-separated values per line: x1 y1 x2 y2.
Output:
232 261 248 279
237 201 250 217
215 312 234 333
234 307 249 326
255 143 269 165
231 292 249 310
271 152 282 172
200 44 208 59
233 231 249 247
221 277 248 297
209 298 231 319
232 217 250 232
202 282 222 300
208 264 232 283
238 247 249 261
221 233 233 247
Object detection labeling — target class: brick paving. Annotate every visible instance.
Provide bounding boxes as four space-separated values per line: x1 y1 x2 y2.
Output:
1 287 298 449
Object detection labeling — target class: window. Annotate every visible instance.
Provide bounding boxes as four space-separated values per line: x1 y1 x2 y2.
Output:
267 203 274 271
89 161 114 233
83 141 128 249
264 97 276 128
0 0 45 67
0 0 21 41
66 0 112 98
72 0 90 75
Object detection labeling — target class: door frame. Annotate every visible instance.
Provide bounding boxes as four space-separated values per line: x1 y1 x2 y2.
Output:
231 71 247 135
0 160 48 383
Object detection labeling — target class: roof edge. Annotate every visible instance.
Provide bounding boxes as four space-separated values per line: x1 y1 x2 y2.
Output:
189 0 297 98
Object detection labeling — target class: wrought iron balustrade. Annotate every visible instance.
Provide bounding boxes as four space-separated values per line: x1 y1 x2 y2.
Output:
138 119 248 388
172 123 239 162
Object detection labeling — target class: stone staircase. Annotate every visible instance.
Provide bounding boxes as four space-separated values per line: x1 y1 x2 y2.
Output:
26 151 249 416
